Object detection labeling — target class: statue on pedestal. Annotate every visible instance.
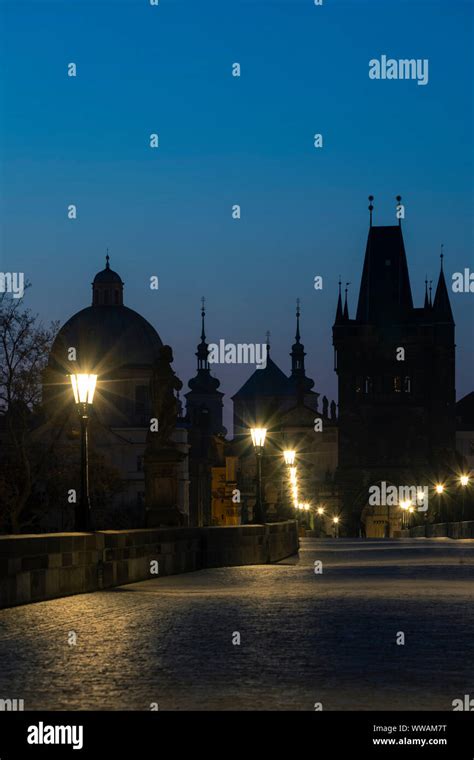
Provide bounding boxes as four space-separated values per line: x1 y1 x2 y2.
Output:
144 345 186 526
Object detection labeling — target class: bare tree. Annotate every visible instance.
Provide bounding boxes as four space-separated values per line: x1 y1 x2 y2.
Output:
0 290 59 531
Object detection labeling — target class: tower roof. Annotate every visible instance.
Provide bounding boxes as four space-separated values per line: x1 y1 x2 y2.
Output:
432 254 454 323
356 225 413 324
232 354 292 400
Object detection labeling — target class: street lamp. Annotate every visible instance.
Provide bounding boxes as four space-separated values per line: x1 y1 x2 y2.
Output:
333 515 340 538
250 427 267 523
399 499 410 530
460 475 470 520
435 483 446 522
283 450 296 466
69 373 97 531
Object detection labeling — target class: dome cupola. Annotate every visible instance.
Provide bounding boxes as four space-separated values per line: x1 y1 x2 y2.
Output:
92 254 124 306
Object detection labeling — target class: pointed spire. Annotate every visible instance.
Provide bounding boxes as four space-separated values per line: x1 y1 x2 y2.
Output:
396 195 402 227
368 195 374 227
187 298 221 393
429 280 433 307
356 224 413 323
424 276 429 309
289 301 314 395
295 298 301 342
433 246 454 324
196 297 209 370
335 278 343 323
265 330 271 357
105 249 110 269
200 296 206 342
343 282 350 320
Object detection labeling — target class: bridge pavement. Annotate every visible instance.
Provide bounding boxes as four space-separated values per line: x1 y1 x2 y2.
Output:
0 538 473 710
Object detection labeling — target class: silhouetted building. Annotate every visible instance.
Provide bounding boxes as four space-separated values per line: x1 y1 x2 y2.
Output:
42 257 189 527
185 299 226 526
333 203 456 534
232 306 338 524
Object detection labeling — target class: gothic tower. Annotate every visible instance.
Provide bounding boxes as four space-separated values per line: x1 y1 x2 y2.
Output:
333 198 456 532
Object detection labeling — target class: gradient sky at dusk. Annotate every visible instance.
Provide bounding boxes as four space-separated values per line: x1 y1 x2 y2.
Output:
1 0 473 432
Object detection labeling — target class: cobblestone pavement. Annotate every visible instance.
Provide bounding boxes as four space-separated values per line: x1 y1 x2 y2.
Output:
0 538 473 711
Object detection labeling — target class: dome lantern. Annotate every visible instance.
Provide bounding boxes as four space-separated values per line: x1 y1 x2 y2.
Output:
92 253 124 306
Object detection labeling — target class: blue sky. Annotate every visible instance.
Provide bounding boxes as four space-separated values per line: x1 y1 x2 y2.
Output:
1 0 473 430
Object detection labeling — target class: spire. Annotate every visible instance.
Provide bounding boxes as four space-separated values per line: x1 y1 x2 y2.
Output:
343 282 350 320
187 298 221 393
429 280 433 307
289 301 314 397
196 297 209 370
424 276 430 309
396 195 402 227
433 246 454 323
368 195 374 227
105 249 110 269
266 330 271 357
335 278 343 323
200 296 206 342
356 222 413 324
295 298 301 342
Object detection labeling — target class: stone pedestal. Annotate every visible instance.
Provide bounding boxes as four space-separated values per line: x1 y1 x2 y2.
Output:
144 447 187 527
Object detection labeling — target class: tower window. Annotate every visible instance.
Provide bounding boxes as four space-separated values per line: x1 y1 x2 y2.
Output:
364 377 372 394
404 376 411 393
115 290 119 304
103 290 109 305
393 376 402 393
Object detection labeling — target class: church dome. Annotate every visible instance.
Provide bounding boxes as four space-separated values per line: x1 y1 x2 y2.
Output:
93 266 123 285
47 257 163 375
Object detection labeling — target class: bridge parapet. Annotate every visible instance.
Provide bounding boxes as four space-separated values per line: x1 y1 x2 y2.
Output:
0 521 298 609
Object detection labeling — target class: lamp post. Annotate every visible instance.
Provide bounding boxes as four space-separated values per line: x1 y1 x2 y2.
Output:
333 516 339 538
435 483 445 523
70 373 97 531
317 506 324 537
399 500 410 530
460 475 469 521
250 427 267 523
283 450 297 520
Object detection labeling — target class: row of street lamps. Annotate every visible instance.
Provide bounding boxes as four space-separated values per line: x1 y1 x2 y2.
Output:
250 430 341 532
68 381 471 534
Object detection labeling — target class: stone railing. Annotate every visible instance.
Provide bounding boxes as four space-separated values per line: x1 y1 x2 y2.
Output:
399 521 474 539
0 521 298 609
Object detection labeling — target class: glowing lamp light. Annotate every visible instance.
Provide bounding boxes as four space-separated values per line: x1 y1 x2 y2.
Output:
317 507 324 516
303 503 310 511
250 427 267 449
460 475 470 487
399 500 411 510
435 484 445 495
70 373 97 405
289 466 297 484
283 450 296 466
333 516 339 524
